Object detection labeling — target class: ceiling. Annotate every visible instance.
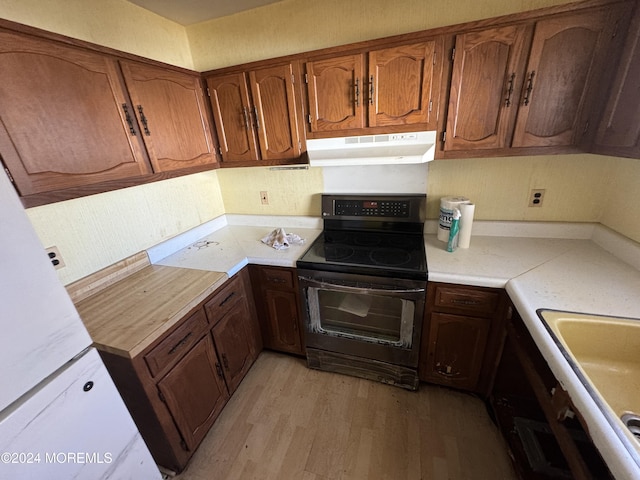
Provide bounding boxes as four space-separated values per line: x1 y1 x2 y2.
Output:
126 0 285 25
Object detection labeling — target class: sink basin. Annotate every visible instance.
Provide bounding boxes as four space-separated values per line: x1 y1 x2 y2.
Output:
538 309 640 420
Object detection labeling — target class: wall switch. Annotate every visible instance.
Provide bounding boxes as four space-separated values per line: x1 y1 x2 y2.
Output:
45 246 65 269
529 189 546 207
260 191 269 205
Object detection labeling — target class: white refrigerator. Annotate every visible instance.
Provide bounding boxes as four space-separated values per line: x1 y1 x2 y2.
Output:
0 169 161 479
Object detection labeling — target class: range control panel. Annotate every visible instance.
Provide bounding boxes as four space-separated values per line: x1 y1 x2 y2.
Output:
334 199 410 217
322 194 425 222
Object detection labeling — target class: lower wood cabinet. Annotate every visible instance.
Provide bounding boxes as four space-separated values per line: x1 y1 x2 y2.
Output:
249 265 305 355
156 334 229 452
490 307 613 479
419 282 510 395
98 268 261 473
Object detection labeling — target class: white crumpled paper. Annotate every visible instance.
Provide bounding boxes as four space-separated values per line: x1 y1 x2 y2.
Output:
261 227 305 250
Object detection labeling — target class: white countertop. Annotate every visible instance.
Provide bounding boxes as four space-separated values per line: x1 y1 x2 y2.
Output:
149 216 640 479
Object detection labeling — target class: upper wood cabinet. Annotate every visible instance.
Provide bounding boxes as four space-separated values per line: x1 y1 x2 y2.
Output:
442 3 632 155
0 31 152 197
0 26 219 206
591 4 640 158
119 61 217 172
205 62 305 166
304 39 442 137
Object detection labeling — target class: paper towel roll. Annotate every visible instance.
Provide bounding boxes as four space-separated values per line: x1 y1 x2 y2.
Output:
458 203 475 248
438 196 470 242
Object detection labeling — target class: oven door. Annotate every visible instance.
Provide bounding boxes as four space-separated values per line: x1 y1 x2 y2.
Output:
298 269 426 368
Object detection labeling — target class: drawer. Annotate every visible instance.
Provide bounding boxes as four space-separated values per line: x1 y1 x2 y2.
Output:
144 308 209 377
433 285 500 317
259 266 295 290
204 274 244 325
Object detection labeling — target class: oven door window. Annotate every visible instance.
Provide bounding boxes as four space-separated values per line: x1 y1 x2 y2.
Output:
307 287 415 348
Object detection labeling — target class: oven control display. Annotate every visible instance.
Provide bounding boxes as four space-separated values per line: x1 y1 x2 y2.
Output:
334 200 410 217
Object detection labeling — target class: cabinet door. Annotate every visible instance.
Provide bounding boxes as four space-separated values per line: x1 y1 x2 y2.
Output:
249 63 302 160
305 54 366 132
206 72 260 163
0 31 151 196
211 300 256 394
423 312 491 391
444 25 532 151
263 289 304 355
368 41 437 128
592 6 640 158
119 61 217 172
512 7 629 148
157 334 228 451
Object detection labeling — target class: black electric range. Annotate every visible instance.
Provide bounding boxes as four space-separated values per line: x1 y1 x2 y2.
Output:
296 194 428 280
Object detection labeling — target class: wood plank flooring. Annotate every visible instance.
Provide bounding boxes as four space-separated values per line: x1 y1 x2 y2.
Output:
175 351 517 480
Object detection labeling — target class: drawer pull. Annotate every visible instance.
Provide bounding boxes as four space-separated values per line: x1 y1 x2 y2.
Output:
451 299 482 306
267 276 287 284
215 362 224 379
219 292 236 307
168 332 193 355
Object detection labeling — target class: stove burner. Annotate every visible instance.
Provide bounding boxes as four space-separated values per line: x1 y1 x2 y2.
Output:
353 234 381 247
370 248 412 267
324 245 355 261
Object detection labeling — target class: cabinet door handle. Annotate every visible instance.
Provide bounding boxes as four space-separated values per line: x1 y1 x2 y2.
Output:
242 107 250 130
222 353 229 369
168 332 193 355
122 104 136 135
215 362 224 379
137 105 150 135
523 71 535 106
369 75 374 105
354 77 360 107
505 73 515 107
252 106 260 130
219 292 236 307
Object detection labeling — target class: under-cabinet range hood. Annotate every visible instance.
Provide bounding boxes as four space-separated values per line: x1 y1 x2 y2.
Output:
306 131 436 167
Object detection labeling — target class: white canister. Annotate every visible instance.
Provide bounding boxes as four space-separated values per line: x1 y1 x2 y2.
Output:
438 196 470 242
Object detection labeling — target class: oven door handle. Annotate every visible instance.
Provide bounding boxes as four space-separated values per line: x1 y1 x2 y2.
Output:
298 276 425 295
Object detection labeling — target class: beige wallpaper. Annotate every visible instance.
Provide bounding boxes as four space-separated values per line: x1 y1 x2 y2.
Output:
599 156 640 242
26 172 225 285
187 0 576 71
0 0 194 69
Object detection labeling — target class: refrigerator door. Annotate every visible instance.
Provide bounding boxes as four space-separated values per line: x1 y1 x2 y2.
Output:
0 347 161 479
0 170 92 411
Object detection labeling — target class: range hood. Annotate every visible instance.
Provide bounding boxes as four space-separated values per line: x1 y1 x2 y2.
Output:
306 131 436 167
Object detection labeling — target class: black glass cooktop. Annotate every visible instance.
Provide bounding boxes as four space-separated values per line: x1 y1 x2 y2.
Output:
297 228 427 280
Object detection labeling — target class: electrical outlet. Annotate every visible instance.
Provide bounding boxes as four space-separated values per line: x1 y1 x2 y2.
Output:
45 246 65 269
529 189 546 207
260 191 269 205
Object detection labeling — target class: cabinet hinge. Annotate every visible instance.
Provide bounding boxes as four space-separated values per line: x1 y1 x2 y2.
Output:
507 305 513 320
304 73 309 84
441 130 446 143
291 74 295 83
158 390 166 403
433 50 437 66
451 47 455 61
307 114 312 125
206 87 211 97
3 167 14 184
298 140 302 151
428 100 433 113
612 20 620 39
583 120 590 135
218 146 223 156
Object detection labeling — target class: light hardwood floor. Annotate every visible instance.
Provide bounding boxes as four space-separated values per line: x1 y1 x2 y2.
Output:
175 351 517 479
